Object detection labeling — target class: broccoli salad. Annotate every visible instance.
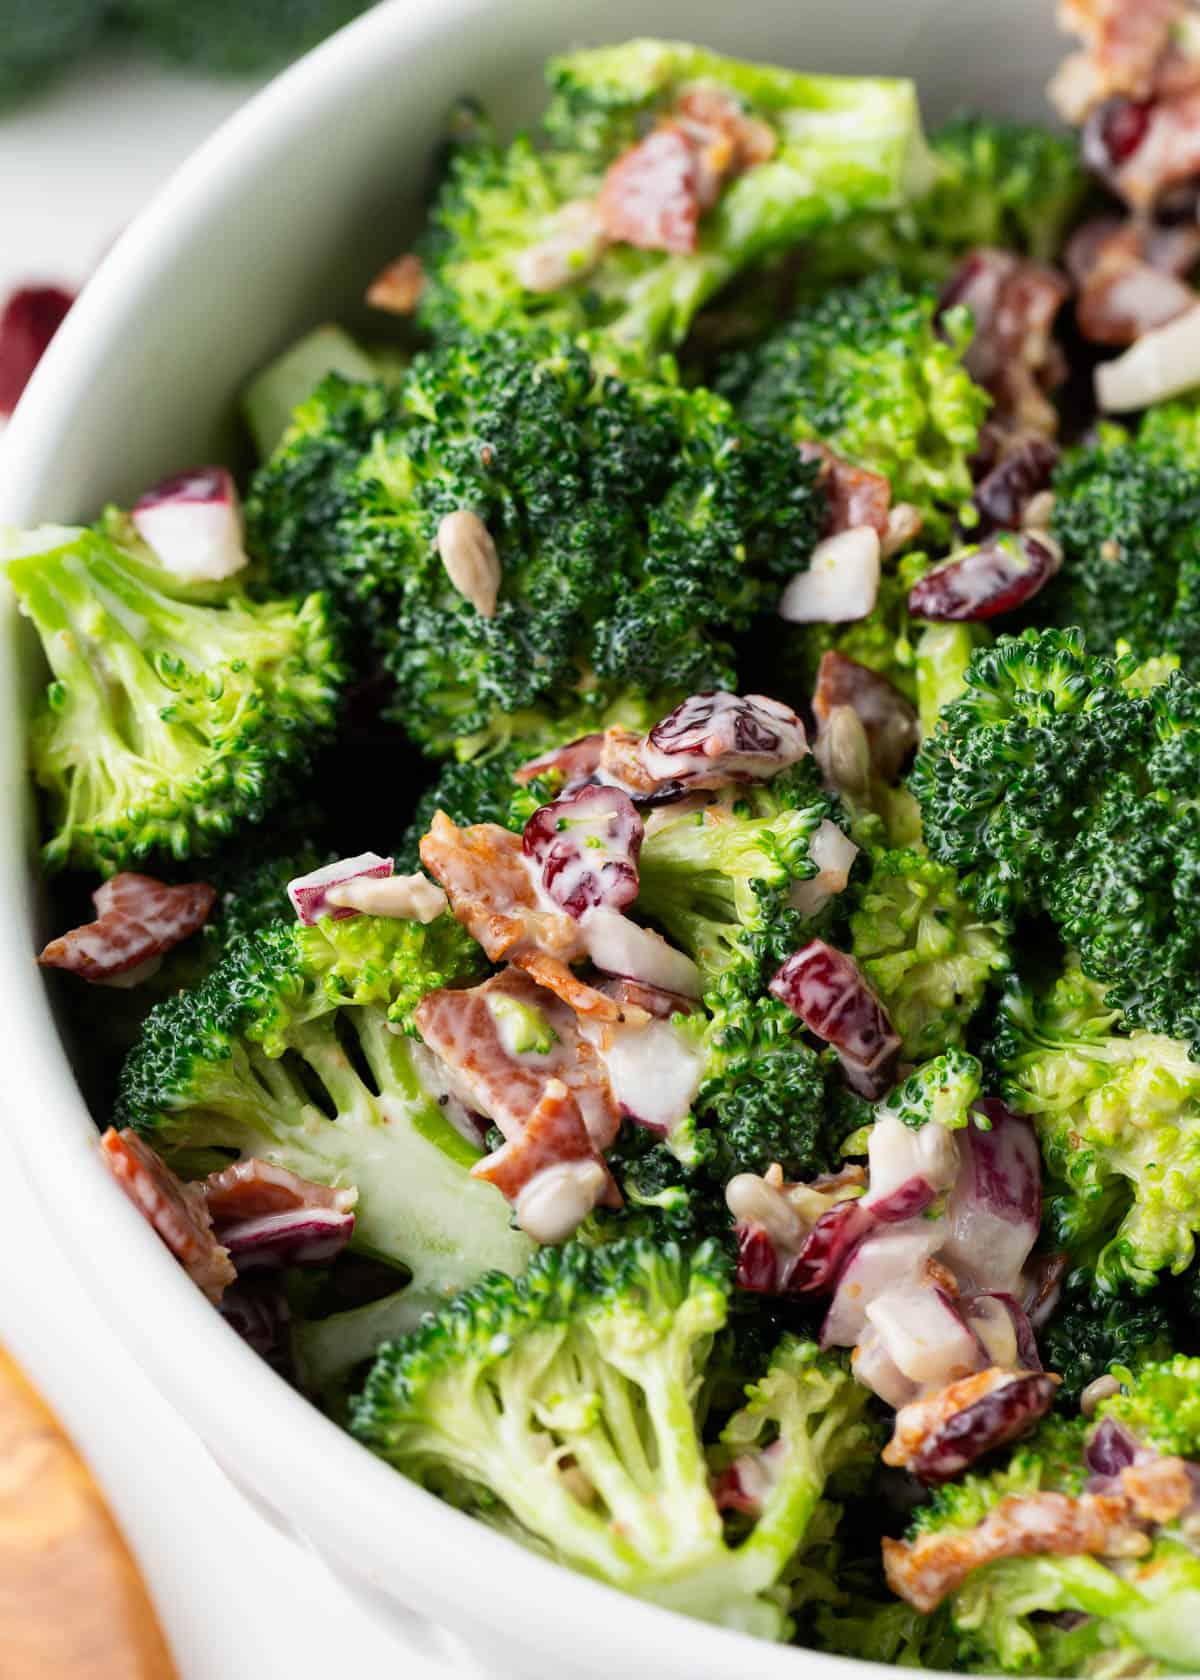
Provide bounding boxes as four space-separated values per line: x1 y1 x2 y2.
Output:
20 10 1200 1670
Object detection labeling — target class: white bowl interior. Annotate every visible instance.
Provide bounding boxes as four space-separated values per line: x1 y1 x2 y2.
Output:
0 2 1066 1674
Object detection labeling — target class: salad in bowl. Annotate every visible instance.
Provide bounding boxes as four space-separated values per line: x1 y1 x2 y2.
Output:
14 8 1200 1672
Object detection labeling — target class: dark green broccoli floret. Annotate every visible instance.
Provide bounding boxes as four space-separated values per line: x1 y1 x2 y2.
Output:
116 0 370 74
1038 1273 1176 1405
352 1237 879 1637
585 1124 729 1249
1137 392 1200 467
802 112 1087 286
6 518 342 874
246 334 821 758
1045 443 1200 669
996 956 1200 1293
116 911 530 1321
718 272 989 539
0 2 103 109
892 1366 1200 1674
417 41 933 356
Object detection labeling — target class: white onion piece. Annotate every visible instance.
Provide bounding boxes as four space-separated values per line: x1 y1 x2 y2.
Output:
597 1016 704 1135
132 466 249 582
325 871 446 923
287 852 392 925
1095 304 1200 412
821 1225 943 1348
583 907 701 998
853 1325 920 1409
866 1284 982 1388
778 526 881 624
789 819 859 916
863 1111 959 1209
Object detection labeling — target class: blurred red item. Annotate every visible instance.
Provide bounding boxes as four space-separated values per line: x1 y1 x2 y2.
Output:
0 285 75 416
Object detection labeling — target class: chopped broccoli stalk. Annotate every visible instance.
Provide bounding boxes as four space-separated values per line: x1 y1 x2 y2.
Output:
242 324 382 459
718 273 989 539
997 956 1200 1293
1045 443 1200 670
848 848 1009 1061
876 1048 983 1131
801 112 1087 286
5 519 342 874
116 911 530 1312
418 42 933 356
293 1290 419 1417
352 1238 878 1638
914 622 991 740
245 334 820 757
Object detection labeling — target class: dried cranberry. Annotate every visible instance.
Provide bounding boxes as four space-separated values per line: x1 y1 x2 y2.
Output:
641 692 808 787
769 940 901 1099
523 784 643 919
911 1372 1058 1484
0 284 75 415
971 441 1059 536
1086 97 1154 175
908 534 1061 623
735 1222 782 1293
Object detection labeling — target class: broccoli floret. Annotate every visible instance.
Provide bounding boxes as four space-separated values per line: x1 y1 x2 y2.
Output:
802 112 1087 287
352 1238 878 1637
876 1048 983 1131
718 273 989 539
116 911 530 1320
246 334 820 758
6 519 342 874
997 957 1200 1293
1038 1273 1176 1406
848 847 1010 1061
118 0 370 74
896 1369 1200 1674
1137 392 1200 467
1045 443 1200 670
418 42 934 356
814 1596 958 1668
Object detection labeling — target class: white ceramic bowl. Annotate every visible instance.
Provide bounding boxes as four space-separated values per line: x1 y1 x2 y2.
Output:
0 2 1066 1673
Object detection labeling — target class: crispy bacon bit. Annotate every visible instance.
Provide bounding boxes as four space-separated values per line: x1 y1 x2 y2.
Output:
1071 218 1197 343
514 733 605 788
523 785 643 919
641 692 808 788
884 1367 1059 1485
419 811 617 1020
884 1450 1196 1613
100 1128 234 1305
942 250 1070 438
971 440 1060 536
39 872 215 983
812 652 919 785
599 127 701 255
366 253 425 314
675 84 778 176
473 1078 619 1217
908 533 1062 623
797 440 892 539
0 284 75 416
415 967 621 1149
1050 0 1185 122
770 939 901 1099
203 1159 357 1226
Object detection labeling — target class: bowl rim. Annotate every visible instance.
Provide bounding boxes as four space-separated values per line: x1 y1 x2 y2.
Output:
0 6 905 1674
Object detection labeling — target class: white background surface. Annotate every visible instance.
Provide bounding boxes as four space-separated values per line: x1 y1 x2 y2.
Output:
0 52 437 1679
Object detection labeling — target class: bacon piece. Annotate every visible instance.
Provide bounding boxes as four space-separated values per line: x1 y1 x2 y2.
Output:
641 691 809 788
414 966 621 1149
884 1367 1059 1484
39 872 215 983
884 1451 1195 1613
599 127 702 255
594 975 697 1019
1050 0 1184 122
770 939 901 1099
472 1079 619 1209
100 1128 234 1305
419 811 617 1021
221 1208 356 1270
1073 221 1196 343
797 441 892 539
0 284 74 416
523 785 643 919
908 533 1062 622
203 1159 356 1225
812 652 919 785
674 85 778 177
366 253 424 314
514 733 605 788
942 250 1070 439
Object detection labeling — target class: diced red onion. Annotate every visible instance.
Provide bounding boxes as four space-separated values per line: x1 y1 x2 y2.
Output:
778 526 881 624
769 940 901 1098
0 284 75 416
220 1207 355 1269
131 466 250 582
866 1284 985 1390
908 534 1061 623
968 1292 1042 1372
821 1225 946 1348
582 908 701 998
514 733 604 787
1085 1417 1141 1478
287 852 393 925
940 1102 1041 1295
640 691 809 787
711 1437 787 1516
524 785 643 919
